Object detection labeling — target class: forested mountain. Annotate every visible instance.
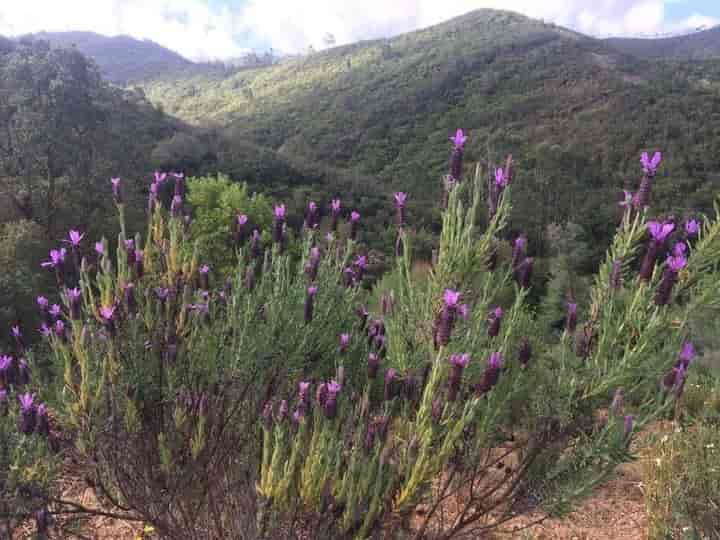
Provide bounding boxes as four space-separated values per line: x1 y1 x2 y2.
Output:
28 31 222 84
2 9 720 334
607 25 720 60
136 9 720 259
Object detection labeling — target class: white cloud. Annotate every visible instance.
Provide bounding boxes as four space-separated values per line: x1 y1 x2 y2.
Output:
0 0 249 60
0 0 718 60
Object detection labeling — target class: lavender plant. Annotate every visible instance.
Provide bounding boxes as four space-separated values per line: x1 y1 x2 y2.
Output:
5 135 720 540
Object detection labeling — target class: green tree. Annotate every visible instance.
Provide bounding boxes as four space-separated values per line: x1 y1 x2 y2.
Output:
186 174 272 273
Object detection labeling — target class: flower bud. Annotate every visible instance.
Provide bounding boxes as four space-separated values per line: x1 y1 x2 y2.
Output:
384 368 398 401
304 286 317 324
488 307 503 338
518 338 532 367
349 212 360 241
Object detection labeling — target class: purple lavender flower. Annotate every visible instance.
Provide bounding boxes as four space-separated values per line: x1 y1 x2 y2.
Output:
449 129 467 181
339 333 350 354
41 248 67 269
685 219 700 238
198 264 210 290
565 303 578 334
155 287 170 303
678 341 694 369
448 353 470 402
305 201 319 229
54 320 66 341
36 403 50 436
639 221 675 281
134 249 145 278
673 365 688 398
304 286 317 324
18 393 36 434
148 184 158 212
124 239 136 266
673 242 687 257
349 211 361 240
354 255 368 282
17 358 30 385
49 304 62 319
0 355 14 386
235 214 249 245
649 221 675 243
11 324 24 349
37 296 49 311
384 368 398 401
273 204 286 248
67 287 82 320
394 192 407 227
66 230 85 248
323 380 342 419
298 381 311 410
342 267 355 288
261 401 273 428
99 305 116 335
486 306 502 338
94 242 105 256
368 353 380 378
111 177 122 203
476 352 503 395
655 253 687 305
39 324 51 338
330 199 341 231
640 151 662 177
305 246 321 281
495 168 509 189
154 171 168 184
250 229 262 259
515 257 533 289
436 289 462 347
171 195 183 217
518 338 532 367
512 235 527 269
633 151 662 209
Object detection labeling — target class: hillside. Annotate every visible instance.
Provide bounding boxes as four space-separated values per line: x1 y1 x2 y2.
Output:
136 9 720 258
606 25 720 60
30 31 219 84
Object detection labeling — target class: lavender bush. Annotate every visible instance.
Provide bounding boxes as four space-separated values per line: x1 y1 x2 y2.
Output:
4 134 720 539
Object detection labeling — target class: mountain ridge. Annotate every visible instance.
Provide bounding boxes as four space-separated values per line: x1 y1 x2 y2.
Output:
13 10 720 86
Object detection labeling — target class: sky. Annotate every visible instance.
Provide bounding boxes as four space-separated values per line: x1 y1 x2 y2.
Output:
0 0 719 61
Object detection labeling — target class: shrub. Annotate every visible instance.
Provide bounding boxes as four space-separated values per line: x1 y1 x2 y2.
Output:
185 174 273 274
5 135 720 539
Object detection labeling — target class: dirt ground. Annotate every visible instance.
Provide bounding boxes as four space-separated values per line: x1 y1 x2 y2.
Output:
17 437 656 540
516 461 647 539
